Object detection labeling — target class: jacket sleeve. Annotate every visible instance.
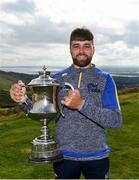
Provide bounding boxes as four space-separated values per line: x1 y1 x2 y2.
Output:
18 98 33 115
79 74 122 129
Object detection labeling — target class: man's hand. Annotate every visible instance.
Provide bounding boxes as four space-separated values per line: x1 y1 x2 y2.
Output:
61 90 84 110
10 80 27 103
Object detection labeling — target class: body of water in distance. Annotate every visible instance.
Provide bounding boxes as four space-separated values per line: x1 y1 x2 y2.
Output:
0 65 139 77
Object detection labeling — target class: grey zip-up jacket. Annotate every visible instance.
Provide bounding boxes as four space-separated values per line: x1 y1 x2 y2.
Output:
20 65 122 161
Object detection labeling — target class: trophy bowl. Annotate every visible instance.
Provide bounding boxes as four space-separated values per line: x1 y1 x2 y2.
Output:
27 66 63 163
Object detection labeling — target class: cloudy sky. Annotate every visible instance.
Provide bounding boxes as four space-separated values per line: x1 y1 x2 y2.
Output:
0 0 139 68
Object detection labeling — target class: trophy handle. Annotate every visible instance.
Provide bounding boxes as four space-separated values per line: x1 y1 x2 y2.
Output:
64 82 74 91
60 82 74 117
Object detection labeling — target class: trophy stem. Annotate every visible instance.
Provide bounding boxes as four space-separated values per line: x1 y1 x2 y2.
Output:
41 118 50 140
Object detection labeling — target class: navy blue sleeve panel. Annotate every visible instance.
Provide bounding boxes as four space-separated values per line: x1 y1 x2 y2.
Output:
102 74 121 110
79 73 122 129
18 98 33 115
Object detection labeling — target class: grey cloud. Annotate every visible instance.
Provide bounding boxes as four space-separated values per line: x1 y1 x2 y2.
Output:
124 20 139 48
92 20 139 48
1 17 71 46
0 0 35 14
1 13 138 57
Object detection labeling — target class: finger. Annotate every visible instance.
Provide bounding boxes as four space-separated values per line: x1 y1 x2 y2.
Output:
67 89 73 95
10 94 20 102
11 87 21 93
61 100 69 106
73 89 80 95
13 82 26 91
18 80 25 85
61 100 65 105
17 80 26 90
10 84 17 90
61 96 69 103
10 84 19 91
10 87 24 98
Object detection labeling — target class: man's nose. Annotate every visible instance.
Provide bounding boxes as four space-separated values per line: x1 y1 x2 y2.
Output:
79 47 84 54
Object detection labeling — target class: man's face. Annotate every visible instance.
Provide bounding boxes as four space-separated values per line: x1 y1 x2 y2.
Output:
70 40 94 68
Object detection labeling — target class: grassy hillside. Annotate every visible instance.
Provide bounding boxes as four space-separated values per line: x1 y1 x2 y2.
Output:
0 92 139 179
108 92 139 178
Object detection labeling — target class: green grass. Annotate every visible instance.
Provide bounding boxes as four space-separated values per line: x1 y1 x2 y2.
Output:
0 74 15 91
108 92 139 178
0 92 139 179
0 113 54 179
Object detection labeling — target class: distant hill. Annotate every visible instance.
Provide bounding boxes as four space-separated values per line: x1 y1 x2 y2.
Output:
113 76 139 90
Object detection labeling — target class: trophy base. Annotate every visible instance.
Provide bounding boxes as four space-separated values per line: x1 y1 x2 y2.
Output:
29 136 63 164
29 154 63 163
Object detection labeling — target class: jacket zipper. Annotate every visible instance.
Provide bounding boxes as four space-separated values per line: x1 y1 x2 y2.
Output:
77 72 83 89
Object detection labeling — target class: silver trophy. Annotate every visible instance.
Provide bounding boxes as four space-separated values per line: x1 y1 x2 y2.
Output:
27 66 74 163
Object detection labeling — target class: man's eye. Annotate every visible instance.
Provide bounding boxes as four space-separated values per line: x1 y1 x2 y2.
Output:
84 45 91 48
73 45 79 48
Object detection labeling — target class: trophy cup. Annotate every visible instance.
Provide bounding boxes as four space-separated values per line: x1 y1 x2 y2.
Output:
27 66 74 163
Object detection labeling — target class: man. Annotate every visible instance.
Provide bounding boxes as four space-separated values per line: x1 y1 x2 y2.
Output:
10 27 122 179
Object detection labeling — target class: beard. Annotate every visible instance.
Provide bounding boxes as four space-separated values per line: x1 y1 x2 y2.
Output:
72 54 92 67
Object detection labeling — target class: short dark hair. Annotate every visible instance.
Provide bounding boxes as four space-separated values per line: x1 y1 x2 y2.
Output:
70 27 94 45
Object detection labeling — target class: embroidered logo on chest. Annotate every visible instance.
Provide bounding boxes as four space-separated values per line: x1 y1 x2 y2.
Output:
87 83 101 93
